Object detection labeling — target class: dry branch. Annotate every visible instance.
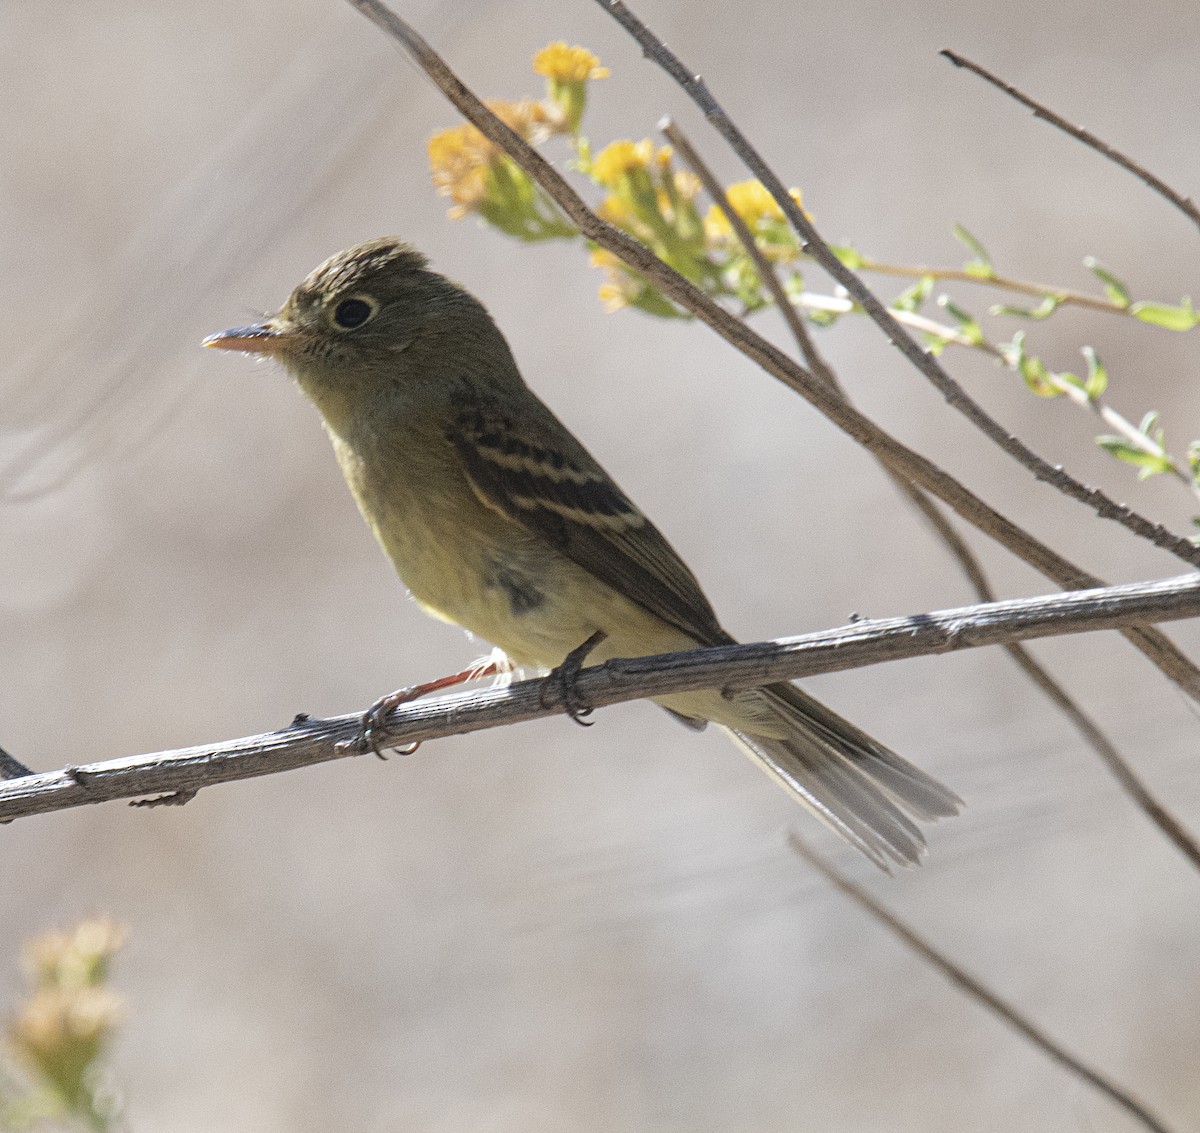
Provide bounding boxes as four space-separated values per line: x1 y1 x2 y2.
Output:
941 49 1200 233
3 573 1199 823
791 836 1177 1133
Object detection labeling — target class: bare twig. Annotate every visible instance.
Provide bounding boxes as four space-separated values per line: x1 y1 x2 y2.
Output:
666 118 1200 871
4 573 1200 824
592 0 1200 571
346 0 1200 702
789 836 1177 1133
940 49 1200 233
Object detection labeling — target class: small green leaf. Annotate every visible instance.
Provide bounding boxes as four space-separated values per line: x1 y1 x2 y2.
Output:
936 294 985 345
806 308 841 329
1139 410 1161 436
893 274 935 313
831 244 865 269
1130 297 1199 331
1081 346 1107 399
952 223 993 276
1083 256 1131 308
1055 370 1085 393
991 294 1064 321
1187 440 1200 485
1095 436 1173 477
1020 353 1058 398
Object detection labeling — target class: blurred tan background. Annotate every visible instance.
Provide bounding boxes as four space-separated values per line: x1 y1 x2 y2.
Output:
3 0 1199 1129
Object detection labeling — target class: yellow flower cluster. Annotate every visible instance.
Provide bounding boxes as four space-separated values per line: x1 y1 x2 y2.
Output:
592 138 655 187
428 99 558 219
532 42 610 84
587 140 707 315
427 42 810 315
704 179 807 261
9 917 126 1116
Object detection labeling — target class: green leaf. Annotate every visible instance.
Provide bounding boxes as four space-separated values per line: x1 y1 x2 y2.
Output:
990 294 1064 320
1083 256 1131 308
1095 436 1173 477
806 308 841 329
893 274 935 313
1187 440 1200 485
997 329 1027 370
936 294 984 345
952 223 993 276
1081 346 1107 399
1130 297 1199 331
831 244 865 269
1002 331 1058 396
1020 354 1058 398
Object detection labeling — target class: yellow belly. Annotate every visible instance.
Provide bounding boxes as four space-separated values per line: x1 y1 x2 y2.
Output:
330 427 783 736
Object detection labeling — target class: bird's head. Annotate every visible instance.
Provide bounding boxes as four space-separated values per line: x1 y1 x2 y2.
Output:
204 237 518 427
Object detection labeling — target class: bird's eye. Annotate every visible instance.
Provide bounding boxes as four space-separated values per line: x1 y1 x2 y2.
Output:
331 295 377 330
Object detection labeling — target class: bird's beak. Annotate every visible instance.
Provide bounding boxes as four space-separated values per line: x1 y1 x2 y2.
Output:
202 320 301 356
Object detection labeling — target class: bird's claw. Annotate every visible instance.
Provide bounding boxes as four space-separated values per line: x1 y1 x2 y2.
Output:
359 689 422 759
541 629 607 726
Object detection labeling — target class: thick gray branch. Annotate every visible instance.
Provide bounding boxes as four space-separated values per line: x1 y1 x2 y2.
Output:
2 573 1198 823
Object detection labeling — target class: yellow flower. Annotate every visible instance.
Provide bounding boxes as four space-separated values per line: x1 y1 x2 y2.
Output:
23 916 125 991
491 98 558 141
673 170 701 201
428 101 558 218
532 42 609 83
589 247 622 270
592 139 655 188
597 281 631 312
428 123 494 217
704 179 806 239
597 193 638 229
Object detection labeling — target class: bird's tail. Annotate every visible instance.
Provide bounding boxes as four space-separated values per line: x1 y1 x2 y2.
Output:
727 682 961 871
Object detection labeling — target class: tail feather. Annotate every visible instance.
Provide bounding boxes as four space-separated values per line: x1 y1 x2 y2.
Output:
730 683 962 871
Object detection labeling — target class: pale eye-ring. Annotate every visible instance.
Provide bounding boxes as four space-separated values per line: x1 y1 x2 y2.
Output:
331 294 378 330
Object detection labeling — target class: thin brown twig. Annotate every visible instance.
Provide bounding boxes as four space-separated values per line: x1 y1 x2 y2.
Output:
592 0 1200 572
940 49 1200 234
788 835 1176 1133
346 0 1200 704
666 119 1200 872
856 257 1126 313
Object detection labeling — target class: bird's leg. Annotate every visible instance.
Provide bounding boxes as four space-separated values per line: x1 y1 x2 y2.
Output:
359 653 508 758
541 629 607 726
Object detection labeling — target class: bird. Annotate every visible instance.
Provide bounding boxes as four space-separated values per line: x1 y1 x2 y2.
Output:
204 237 960 870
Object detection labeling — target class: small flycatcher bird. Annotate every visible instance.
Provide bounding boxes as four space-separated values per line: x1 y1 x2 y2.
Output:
205 237 959 870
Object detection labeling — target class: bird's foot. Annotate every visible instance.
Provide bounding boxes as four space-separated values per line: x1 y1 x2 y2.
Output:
541 630 607 726
358 655 506 757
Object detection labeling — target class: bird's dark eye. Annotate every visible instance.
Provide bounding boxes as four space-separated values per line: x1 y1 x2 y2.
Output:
332 296 376 329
